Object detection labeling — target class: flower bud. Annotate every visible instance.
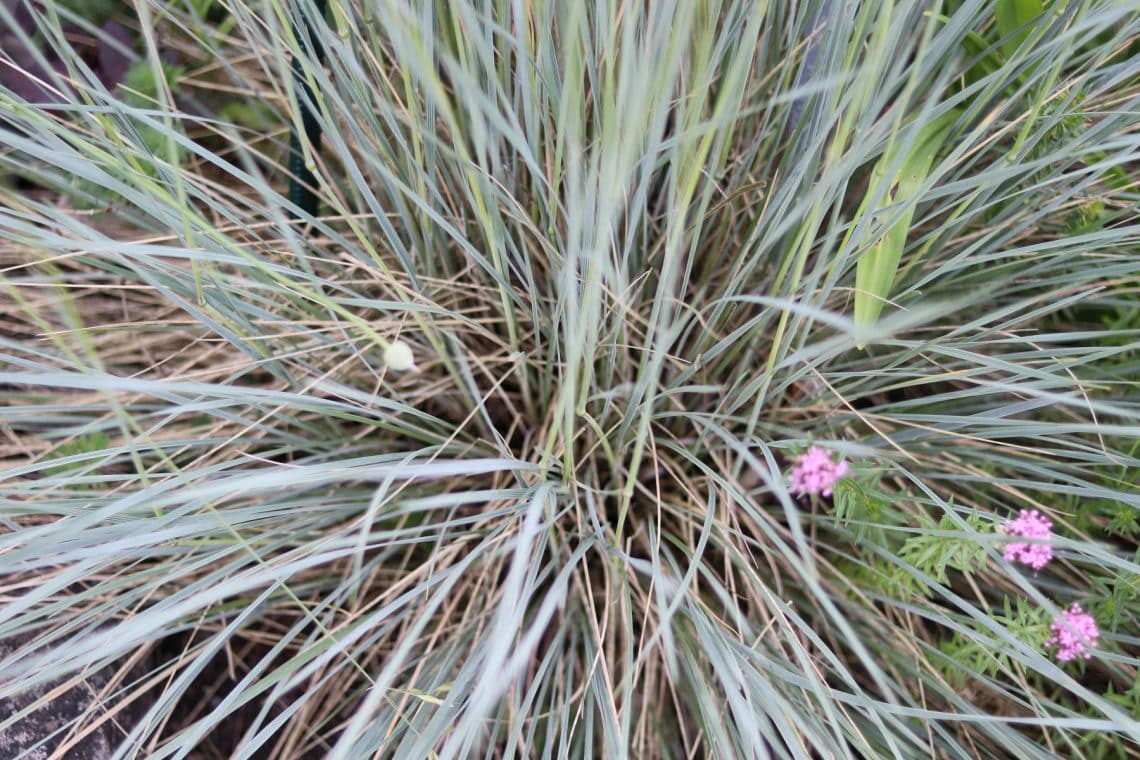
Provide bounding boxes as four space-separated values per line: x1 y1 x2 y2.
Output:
383 341 417 372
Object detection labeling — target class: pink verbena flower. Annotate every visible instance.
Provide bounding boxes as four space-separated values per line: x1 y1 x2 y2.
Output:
1047 603 1099 662
1001 509 1053 571
789 446 849 497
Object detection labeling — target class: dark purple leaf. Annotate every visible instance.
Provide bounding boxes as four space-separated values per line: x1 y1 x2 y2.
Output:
3 0 37 35
97 20 131 88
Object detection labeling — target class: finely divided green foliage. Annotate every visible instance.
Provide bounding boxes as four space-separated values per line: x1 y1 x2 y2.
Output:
1 0 1139 757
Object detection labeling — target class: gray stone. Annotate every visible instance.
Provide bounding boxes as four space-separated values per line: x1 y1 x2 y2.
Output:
0 630 132 760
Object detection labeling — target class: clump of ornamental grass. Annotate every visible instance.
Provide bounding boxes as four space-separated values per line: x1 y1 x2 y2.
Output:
1 0 1139 757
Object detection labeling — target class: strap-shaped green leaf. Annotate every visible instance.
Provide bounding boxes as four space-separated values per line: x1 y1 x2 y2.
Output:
995 0 1045 59
853 108 960 344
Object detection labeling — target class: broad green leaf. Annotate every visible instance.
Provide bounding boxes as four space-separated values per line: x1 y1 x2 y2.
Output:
853 108 960 342
995 0 1045 59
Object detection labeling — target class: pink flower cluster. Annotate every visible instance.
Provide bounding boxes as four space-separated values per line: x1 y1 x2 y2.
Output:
1047 604 1100 662
786 442 1104 665
998 509 1101 663
1001 509 1053 571
789 446 848 497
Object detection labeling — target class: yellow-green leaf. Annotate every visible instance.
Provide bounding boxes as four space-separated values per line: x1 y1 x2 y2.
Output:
853 109 960 343
995 0 1045 59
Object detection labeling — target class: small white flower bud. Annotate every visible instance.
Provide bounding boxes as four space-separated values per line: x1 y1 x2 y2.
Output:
383 340 417 372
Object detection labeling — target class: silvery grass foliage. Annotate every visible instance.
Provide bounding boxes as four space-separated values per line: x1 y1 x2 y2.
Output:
1 0 1139 756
